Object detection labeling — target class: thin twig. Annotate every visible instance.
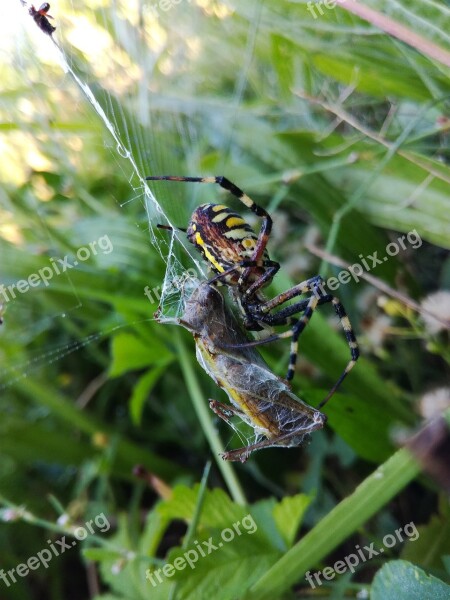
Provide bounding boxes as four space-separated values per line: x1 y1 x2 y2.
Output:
305 242 450 329
295 90 450 186
335 0 450 69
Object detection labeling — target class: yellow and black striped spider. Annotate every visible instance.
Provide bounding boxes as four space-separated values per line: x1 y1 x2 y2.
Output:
146 175 359 406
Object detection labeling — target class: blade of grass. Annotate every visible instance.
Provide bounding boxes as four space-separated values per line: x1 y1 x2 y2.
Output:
175 330 247 505
245 447 420 599
324 99 435 258
168 461 212 600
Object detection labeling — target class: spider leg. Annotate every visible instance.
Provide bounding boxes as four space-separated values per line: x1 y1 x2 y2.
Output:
247 275 323 379
239 262 280 297
284 295 319 381
317 297 359 408
281 294 359 404
256 274 324 314
220 297 329 349
243 275 359 401
207 259 279 288
206 259 279 330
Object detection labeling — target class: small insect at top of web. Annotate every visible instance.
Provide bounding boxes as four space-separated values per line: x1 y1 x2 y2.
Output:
28 2 56 36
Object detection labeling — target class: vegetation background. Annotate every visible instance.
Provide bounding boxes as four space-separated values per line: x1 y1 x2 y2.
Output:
0 0 449 598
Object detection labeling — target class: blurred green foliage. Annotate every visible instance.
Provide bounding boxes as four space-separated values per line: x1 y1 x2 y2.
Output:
0 0 449 598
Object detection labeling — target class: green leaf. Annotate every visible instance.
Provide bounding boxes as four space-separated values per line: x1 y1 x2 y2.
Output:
153 486 314 598
139 507 172 559
130 365 171 425
166 540 280 600
313 53 430 101
443 556 450 575
272 494 311 548
109 333 171 377
248 498 286 553
157 485 249 529
320 391 396 463
147 485 283 599
96 514 152 600
401 513 450 572
83 548 123 561
371 560 450 600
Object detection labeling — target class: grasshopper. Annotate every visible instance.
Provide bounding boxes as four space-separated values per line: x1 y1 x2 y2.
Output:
167 280 326 462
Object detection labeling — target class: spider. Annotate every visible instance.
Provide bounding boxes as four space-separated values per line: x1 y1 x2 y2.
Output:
29 3 56 35
146 175 359 406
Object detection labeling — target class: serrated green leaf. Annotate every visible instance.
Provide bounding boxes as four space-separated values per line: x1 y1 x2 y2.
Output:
272 494 311 548
249 498 286 553
157 485 248 530
164 531 280 600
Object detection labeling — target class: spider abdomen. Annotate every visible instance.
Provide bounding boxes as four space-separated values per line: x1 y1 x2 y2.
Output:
187 203 269 284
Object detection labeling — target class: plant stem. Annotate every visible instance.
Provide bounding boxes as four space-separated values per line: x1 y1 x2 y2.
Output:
176 331 247 505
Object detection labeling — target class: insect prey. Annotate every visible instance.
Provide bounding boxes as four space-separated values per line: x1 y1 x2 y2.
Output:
164 280 326 462
28 3 56 35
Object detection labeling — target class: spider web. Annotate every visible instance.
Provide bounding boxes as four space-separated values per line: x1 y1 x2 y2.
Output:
46 13 210 324
0 0 264 395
